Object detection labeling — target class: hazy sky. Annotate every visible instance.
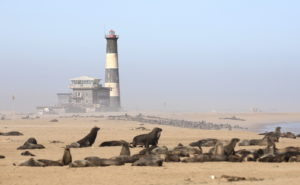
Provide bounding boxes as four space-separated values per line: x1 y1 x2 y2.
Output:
0 0 299 112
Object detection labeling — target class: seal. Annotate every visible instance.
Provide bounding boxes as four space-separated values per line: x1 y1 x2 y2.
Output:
69 157 124 167
61 147 72 165
131 127 162 148
0 131 23 136
223 138 240 156
261 127 281 142
69 127 100 148
120 142 131 156
99 140 127 147
21 151 35 156
189 138 218 147
17 137 45 150
132 154 163 166
18 147 72 166
19 158 45 167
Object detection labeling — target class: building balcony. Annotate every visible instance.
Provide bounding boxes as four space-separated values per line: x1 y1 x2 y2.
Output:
69 84 100 89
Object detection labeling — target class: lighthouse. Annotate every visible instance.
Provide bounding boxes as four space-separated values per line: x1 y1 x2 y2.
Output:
105 30 121 110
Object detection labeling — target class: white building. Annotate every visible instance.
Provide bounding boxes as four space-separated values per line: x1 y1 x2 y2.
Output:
56 76 111 113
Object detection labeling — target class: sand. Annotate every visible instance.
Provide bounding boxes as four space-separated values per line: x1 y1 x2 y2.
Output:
1 112 300 185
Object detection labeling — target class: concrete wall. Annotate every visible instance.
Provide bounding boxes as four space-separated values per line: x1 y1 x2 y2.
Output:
71 89 94 105
57 93 71 105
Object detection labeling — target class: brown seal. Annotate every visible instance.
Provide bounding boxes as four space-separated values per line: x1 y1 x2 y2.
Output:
69 127 100 148
131 127 162 148
61 147 72 165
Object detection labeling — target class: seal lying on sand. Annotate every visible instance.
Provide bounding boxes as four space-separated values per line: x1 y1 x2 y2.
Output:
281 132 296 139
189 138 218 147
68 127 100 148
21 151 35 156
99 140 128 147
69 157 124 167
259 127 281 142
170 143 202 157
110 144 141 164
0 131 23 136
17 138 45 150
239 135 277 146
131 127 162 148
19 147 72 167
132 154 163 166
19 158 45 167
0 155 5 159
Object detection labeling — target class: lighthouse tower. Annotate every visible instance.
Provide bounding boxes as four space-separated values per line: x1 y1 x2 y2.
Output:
105 30 121 110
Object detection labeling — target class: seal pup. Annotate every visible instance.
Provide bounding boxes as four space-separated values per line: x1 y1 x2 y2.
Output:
61 147 72 165
21 151 35 156
131 127 162 148
120 142 131 156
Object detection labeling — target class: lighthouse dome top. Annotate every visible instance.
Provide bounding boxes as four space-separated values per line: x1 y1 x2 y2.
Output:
109 30 115 35
105 29 118 39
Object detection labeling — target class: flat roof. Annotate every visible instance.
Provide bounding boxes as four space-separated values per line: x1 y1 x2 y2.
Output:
70 76 100 81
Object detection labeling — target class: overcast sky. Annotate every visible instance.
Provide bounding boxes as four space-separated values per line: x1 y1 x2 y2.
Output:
0 0 299 112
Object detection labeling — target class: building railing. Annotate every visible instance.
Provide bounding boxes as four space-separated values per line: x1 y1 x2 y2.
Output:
69 84 100 89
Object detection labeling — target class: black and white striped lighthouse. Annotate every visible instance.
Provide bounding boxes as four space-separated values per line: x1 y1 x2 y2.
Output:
105 30 121 110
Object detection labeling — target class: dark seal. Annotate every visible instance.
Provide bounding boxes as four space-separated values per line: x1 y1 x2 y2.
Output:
131 127 162 148
69 127 100 148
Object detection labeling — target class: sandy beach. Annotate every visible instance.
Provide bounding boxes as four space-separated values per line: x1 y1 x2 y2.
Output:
1 112 300 185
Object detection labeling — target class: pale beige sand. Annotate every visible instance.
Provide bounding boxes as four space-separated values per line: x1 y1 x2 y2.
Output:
1 113 300 185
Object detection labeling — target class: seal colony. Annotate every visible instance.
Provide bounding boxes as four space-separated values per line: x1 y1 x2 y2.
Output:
9 125 300 168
